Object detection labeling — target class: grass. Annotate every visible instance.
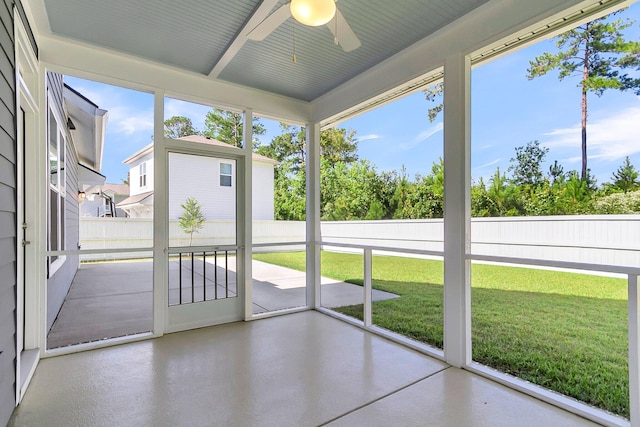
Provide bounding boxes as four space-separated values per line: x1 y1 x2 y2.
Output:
252 250 630 418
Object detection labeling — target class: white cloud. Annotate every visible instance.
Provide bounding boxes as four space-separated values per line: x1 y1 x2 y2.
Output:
414 122 444 143
107 106 154 135
164 98 212 131
542 104 640 162
397 122 443 151
477 158 501 169
356 134 381 142
67 81 154 136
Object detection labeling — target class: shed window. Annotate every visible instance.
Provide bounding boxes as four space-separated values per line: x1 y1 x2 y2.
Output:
139 162 147 187
220 162 232 187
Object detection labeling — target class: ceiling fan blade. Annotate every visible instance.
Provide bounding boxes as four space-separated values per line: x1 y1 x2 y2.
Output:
247 3 292 41
327 9 361 52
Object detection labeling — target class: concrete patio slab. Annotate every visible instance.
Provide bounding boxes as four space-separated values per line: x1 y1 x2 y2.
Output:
47 259 398 348
12 312 597 427
327 367 599 427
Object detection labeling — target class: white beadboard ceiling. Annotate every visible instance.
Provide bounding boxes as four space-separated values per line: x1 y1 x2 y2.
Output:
41 0 490 102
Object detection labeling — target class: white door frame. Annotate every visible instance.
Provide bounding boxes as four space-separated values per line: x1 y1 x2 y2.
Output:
156 136 248 333
14 7 42 403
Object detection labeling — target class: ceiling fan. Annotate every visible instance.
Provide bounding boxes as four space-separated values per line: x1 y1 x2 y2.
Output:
247 0 361 53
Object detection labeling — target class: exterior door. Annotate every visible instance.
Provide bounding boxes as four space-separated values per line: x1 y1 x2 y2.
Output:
17 107 25 362
163 141 246 332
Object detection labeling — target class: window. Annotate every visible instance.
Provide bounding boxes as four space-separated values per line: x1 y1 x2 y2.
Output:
139 161 147 187
220 162 232 187
48 106 66 267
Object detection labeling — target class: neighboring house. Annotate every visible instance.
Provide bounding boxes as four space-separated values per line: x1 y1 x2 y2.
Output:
46 80 108 331
80 183 130 217
117 135 278 220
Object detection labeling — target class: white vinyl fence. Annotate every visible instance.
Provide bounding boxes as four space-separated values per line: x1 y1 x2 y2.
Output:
80 215 640 266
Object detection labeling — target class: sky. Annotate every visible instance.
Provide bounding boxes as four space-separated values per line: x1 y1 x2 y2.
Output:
65 3 640 186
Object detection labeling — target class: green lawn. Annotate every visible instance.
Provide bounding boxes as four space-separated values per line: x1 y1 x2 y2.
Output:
253 250 629 418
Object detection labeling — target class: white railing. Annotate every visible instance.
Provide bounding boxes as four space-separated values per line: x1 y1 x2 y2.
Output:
317 241 640 427
466 253 639 427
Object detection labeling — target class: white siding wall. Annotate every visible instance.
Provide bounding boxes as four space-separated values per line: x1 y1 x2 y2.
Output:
252 160 274 220
322 216 640 266
470 215 640 266
128 152 154 196
80 215 640 267
80 197 102 217
168 153 235 220
127 152 274 220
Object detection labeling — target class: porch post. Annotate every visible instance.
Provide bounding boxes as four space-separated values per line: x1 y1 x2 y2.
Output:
242 109 253 320
306 123 321 308
443 53 471 368
629 274 640 427
152 89 166 335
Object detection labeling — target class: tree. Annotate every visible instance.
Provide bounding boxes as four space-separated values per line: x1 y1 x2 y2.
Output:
121 171 130 186
364 199 385 220
423 82 444 122
611 156 640 193
273 160 306 220
508 140 549 187
488 167 521 216
561 170 593 212
203 108 266 148
526 11 640 180
548 160 565 185
178 197 206 246
391 165 412 218
164 116 199 139
471 177 494 217
257 123 307 171
256 123 359 171
320 159 382 220
320 128 358 164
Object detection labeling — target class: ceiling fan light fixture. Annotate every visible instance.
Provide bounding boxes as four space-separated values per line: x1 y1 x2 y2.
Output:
290 0 336 27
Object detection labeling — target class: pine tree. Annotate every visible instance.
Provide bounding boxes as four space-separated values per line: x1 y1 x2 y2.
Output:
164 116 199 139
611 156 639 193
203 109 266 148
508 140 549 187
178 197 206 246
527 11 640 180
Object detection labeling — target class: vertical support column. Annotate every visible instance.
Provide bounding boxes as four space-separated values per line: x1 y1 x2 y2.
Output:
443 54 471 368
152 90 166 335
629 274 640 427
363 248 373 327
306 123 321 308
243 109 254 320
36 65 47 352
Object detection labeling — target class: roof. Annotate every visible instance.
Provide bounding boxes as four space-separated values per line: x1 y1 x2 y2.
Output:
123 136 278 165
116 191 154 208
102 183 130 196
64 84 109 171
78 164 106 194
177 135 278 164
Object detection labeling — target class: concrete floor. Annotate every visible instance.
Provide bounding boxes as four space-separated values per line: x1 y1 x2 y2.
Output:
47 260 397 348
12 312 597 427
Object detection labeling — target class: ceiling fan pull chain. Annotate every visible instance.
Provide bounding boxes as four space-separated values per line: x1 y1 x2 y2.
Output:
334 0 339 45
292 19 297 63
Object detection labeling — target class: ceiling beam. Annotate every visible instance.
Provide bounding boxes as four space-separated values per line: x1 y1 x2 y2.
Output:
39 34 311 124
208 0 281 78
